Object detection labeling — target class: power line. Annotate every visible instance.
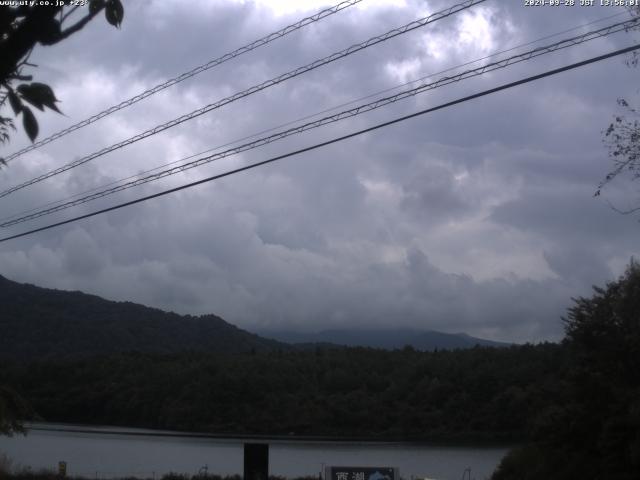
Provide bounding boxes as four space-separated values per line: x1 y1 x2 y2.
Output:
2 17 634 226
1 0 364 164
1 43 637 244
1 10 627 226
2 17 635 228
0 0 486 199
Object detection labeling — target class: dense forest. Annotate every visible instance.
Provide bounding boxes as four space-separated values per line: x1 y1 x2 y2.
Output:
0 343 564 442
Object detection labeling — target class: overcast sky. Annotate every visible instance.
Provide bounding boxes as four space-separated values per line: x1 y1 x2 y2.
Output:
1 0 639 342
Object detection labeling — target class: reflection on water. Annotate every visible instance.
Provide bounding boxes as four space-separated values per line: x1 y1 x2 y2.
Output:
0 425 508 480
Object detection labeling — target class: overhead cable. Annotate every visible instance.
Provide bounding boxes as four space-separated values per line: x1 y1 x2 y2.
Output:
1 43 637 244
1 0 364 163
1 17 636 228
0 0 486 199
3 11 627 226
1 9 626 226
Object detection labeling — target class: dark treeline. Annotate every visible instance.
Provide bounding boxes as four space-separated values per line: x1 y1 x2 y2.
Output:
492 262 640 480
0 343 566 442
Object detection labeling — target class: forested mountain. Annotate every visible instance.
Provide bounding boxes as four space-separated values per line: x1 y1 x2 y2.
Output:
259 328 510 350
1 274 506 361
0 274 284 361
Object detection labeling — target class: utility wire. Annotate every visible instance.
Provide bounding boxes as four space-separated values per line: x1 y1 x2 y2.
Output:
0 8 628 228
0 0 486 199
1 43 637 244
0 10 627 225
1 0 364 163
1 17 635 228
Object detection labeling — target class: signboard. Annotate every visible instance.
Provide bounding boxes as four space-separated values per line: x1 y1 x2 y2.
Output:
325 466 398 480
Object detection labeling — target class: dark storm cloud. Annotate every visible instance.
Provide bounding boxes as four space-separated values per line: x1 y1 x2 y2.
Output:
0 0 638 342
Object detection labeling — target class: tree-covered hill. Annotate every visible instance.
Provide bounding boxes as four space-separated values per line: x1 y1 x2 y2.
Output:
0 274 507 361
0 274 284 361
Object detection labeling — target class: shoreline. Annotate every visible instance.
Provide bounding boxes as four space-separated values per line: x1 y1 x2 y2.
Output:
25 422 517 448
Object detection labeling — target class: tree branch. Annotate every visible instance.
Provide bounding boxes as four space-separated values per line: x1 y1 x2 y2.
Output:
0 7 62 84
605 198 640 215
60 5 81 24
56 6 104 42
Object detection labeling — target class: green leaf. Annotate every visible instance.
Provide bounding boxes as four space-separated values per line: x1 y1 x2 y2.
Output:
21 106 38 142
7 89 22 114
38 18 61 45
17 84 43 111
17 82 61 113
105 0 124 28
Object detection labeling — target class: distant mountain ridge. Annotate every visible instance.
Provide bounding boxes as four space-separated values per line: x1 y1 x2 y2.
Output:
0 274 284 361
0 274 509 362
258 328 511 351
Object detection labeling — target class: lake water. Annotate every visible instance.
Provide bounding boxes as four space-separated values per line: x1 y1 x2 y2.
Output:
0 425 509 480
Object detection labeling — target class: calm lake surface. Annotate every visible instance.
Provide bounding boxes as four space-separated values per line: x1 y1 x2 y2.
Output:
0 424 509 480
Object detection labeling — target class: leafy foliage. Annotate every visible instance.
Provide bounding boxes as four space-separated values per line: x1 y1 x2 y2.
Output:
597 7 640 209
104 0 125 28
16 83 60 113
0 1 124 153
0 386 30 436
598 99 640 209
492 261 640 480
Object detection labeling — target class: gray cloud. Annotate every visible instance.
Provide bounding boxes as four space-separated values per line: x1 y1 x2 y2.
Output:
1 0 639 343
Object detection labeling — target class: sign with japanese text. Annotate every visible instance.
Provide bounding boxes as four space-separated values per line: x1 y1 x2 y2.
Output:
325 466 397 480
